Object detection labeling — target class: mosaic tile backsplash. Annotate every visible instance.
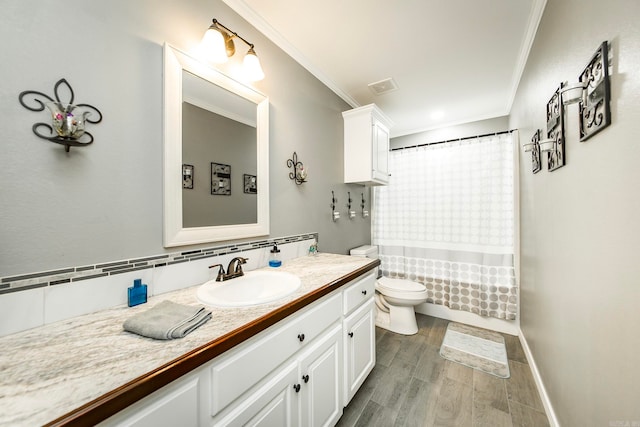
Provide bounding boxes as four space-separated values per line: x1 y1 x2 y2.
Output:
1 233 318 295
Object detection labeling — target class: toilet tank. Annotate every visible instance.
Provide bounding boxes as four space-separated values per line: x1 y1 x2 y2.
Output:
349 245 379 259
350 245 381 278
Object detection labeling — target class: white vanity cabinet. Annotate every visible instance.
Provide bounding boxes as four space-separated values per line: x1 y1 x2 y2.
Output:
342 274 376 405
210 293 343 426
101 270 377 427
343 104 394 186
98 372 203 427
298 324 343 426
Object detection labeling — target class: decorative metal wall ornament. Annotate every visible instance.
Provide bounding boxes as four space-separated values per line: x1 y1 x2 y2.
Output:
331 191 340 221
531 130 542 174
347 191 356 219
182 164 194 189
361 192 369 218
286 151 307 185
18 78 103 152
579 41 611 141
545 84 566 171
211 162 231 195
243 174 257 194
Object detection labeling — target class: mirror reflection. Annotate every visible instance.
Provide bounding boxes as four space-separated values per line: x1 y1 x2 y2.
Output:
163 44 269 247
181 71 258 227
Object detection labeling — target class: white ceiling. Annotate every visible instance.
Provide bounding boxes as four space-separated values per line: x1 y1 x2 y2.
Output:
223 0 546 137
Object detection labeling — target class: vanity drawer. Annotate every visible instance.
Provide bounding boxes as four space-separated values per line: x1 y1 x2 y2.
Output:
209 292 342 415
343 272 375 315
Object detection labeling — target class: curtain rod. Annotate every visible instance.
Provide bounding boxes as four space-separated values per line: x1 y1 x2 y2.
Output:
391 129 517 152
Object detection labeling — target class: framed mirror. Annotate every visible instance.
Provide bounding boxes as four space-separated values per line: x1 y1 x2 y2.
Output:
163 44 269 247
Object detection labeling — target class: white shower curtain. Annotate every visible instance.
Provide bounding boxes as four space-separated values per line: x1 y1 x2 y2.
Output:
372 132 517 320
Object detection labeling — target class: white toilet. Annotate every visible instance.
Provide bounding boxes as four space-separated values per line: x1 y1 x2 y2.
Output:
350 245 428 335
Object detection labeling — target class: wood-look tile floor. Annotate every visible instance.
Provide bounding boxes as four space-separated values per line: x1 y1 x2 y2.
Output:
337 314 550 427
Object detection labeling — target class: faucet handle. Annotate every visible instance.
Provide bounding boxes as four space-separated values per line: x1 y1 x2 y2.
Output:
234 257 248 273
209 263 225 281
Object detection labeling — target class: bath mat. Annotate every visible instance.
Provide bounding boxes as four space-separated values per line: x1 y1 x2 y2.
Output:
439 322 510 378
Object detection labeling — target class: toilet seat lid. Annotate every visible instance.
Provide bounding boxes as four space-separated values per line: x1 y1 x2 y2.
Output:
377 277 425 292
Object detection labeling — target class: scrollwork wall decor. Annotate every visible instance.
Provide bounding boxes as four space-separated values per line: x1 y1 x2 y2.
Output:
18 78 103 152
579 41 611 141
287 151 307 185
531 130 542 174
546 84 566 171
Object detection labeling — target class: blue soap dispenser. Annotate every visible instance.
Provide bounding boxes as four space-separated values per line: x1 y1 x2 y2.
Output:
269 243 282 267
128 279 148 307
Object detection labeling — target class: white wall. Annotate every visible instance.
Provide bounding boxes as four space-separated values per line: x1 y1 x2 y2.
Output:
0 0 371 278
391 116 510 149
509 0 640 424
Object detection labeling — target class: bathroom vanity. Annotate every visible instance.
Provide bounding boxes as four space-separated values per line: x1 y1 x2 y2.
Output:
0 254 378 426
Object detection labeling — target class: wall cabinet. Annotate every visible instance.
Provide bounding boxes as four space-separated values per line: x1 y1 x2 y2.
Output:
343 104 394 186
102 271 376 427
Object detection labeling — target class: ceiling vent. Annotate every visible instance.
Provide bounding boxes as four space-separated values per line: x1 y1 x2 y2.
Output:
368 78 399 95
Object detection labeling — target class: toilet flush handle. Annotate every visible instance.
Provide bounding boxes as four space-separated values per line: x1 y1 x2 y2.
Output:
348 332 354 338
361 290 367 295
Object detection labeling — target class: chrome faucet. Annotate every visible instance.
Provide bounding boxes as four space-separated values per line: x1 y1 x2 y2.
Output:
209 257 249 282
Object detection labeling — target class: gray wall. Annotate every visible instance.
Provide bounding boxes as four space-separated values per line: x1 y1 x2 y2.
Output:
509 0 640 424
0 0 371 277
182 102 257 227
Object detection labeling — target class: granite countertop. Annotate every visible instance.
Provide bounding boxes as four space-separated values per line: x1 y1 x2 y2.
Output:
0 253 377 426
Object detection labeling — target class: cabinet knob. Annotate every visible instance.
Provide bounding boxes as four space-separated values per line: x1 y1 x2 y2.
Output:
302 374 310 383
297 333 305 342
348 332 354 338
361 290 367 295
293 384 301 393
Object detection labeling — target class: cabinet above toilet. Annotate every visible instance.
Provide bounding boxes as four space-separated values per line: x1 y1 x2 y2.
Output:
342 104 394 186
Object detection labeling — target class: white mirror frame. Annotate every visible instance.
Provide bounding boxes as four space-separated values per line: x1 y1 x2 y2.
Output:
163 43 269 247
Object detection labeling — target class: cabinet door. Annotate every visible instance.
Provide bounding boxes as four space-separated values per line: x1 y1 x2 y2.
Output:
299 324 343 427
99 375 200 427
371 120 390 183
343 299 376 405
212 361 299 427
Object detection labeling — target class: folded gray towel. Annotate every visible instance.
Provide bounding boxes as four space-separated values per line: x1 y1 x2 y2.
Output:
123 300 212 340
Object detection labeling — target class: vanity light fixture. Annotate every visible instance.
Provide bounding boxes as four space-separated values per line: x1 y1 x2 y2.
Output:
200 18 265 81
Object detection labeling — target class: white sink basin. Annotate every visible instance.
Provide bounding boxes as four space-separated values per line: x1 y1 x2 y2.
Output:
196 270 301 307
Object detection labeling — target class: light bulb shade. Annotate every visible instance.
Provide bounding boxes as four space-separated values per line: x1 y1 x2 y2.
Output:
539 138 556 152
200 25 229 63
522 142 535 152
243 48 264 81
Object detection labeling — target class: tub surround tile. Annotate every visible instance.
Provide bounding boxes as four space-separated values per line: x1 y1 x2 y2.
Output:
0 252 375 426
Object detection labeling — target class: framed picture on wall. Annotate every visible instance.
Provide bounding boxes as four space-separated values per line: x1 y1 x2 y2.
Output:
182 164 194 189
211 162 231 195
243 174 257 194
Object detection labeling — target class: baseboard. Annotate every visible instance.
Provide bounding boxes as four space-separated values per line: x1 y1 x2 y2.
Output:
415 303 519 335
517 327 560 427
